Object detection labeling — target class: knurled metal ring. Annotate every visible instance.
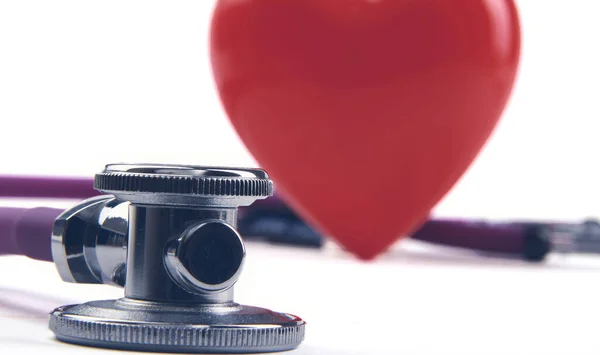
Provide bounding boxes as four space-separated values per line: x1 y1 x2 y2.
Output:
94 164 273 198
49 300 305 354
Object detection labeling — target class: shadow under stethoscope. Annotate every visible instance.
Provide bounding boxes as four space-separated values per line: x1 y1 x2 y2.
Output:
0 287 76 321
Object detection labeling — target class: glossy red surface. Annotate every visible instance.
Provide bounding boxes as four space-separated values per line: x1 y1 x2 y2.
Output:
210 0 521 259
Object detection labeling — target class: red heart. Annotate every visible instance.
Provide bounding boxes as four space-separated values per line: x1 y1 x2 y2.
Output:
210 0 521 259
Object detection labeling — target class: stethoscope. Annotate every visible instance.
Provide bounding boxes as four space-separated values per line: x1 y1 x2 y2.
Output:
1 163 600 353
1 163 305 354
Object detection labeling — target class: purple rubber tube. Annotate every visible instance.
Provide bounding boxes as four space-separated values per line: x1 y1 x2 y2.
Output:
0 175 100 199
0 207 61 262
410 219 525 254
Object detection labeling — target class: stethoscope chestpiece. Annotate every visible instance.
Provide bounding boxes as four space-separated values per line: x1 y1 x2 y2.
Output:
49 163 305 353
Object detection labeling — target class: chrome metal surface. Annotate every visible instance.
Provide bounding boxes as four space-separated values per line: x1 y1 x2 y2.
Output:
124 205 237 304
164 220 245 295
51 195 128 286
50 299 305 353
49 163 303 353
547 219 600 254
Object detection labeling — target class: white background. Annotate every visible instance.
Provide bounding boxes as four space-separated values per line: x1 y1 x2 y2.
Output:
1 0 600 221
1 1 600 355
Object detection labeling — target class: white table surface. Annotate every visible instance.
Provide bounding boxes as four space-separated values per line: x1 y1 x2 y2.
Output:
2 238 600 355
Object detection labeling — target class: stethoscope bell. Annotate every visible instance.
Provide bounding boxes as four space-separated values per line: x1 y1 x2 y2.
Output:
49 164 305 353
